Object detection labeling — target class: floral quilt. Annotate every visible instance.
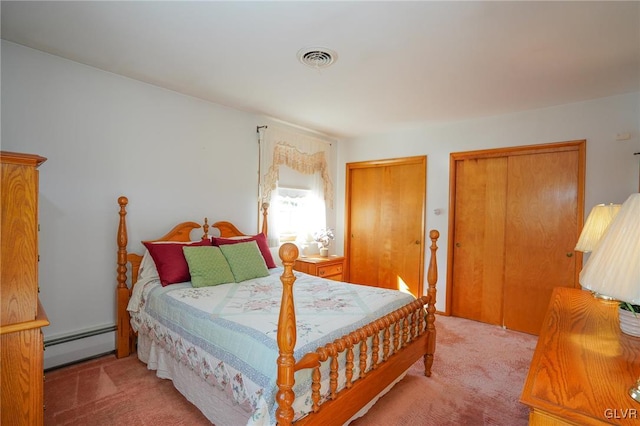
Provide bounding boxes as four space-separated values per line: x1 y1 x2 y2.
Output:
128 267 415 425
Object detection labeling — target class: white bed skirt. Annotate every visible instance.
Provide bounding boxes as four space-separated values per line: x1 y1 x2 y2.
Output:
138 333 408 425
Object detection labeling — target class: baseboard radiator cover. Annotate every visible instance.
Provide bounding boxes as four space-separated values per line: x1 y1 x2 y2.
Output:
44 325 117 370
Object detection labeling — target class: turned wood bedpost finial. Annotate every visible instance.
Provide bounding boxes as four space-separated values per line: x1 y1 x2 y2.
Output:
117 196 129 289
424 229 439 377
116 196 131 358
276 242 299 426
261 202 269 236
428 229 439 288
202 217 210 239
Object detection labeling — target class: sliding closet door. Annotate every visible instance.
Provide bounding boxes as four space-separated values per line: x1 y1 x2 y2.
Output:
348 166 383 285
449 141 585 335
346 156 426 297
503 150 581 334
451 157 508 325
382 159 426 294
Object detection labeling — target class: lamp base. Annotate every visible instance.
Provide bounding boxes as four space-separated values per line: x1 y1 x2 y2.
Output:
592 291 616 301
630 380 640 403
619 307 640 337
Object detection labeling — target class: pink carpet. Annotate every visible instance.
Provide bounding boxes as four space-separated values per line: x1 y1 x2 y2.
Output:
352 314 537 425
44 314 536 425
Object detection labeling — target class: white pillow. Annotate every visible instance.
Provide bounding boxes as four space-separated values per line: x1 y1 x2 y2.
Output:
138 249 159 281
269 247 283 267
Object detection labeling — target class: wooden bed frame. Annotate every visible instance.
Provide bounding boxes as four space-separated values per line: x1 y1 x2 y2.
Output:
116 196 439 425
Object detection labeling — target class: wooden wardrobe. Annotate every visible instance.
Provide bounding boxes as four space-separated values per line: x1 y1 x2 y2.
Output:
447 141 585 335
345 156 426 297
1 151 49 425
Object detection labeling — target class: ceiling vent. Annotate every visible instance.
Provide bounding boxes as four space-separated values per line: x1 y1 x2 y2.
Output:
297 47 337 69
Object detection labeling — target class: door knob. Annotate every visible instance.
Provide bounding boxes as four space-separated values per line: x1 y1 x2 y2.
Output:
566 252 573 258
456 242 461 247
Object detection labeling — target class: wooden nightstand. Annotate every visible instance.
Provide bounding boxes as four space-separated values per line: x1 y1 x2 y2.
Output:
293 255 345 281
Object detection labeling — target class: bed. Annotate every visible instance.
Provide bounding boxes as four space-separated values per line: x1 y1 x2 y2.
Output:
115 196 439 425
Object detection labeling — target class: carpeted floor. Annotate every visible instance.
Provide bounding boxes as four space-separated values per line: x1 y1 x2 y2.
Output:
351 315 537 426
44 315 537 426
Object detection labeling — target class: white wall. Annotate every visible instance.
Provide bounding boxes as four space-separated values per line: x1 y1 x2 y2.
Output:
4 39 638 367
337 92 640 311
1 41 340 368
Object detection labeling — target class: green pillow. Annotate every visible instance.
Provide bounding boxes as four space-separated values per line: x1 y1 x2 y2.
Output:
219 241 269 282
182 246 235 287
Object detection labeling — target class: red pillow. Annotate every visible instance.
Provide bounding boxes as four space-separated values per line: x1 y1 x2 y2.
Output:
212 233 276 269
143 239 211 286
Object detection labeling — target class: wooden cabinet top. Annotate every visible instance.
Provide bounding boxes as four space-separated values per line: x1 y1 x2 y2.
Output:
295 255 344 264
521 287 640 425
0 151 47 166
294 256 345 281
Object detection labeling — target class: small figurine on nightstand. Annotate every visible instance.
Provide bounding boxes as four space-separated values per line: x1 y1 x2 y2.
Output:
314 228 334 257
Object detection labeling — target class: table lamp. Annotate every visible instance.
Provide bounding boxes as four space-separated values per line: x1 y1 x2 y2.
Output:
575 203 622 299
575 203 621 252
579 193 640 402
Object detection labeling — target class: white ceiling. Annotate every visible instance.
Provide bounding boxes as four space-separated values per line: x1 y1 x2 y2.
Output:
2 1 639 139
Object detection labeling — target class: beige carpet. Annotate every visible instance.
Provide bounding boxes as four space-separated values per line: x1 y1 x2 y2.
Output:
44 315 537 425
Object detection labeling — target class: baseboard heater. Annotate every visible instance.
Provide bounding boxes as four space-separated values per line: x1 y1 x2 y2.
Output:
44 325 116 347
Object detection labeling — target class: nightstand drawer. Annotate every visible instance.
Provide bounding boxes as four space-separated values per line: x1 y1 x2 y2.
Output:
293 256 346 282
317 263 342 278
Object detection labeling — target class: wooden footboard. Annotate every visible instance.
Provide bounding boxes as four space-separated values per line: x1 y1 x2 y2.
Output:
276 230 439 425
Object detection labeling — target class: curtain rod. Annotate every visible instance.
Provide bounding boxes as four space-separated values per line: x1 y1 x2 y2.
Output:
257 124 333 146
257 122 335 146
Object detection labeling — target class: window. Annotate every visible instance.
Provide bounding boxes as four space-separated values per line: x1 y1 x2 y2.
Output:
273 186 325 246
258 125 334 249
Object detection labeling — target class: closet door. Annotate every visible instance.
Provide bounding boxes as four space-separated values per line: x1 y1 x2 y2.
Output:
449 141 584 335
503 150 580 334
451 157 508 325
346 156 426 297
348 166 383 285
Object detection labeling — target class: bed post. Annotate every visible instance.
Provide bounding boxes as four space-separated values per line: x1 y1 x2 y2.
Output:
261 202 269 236
424 229 439 377
202 217 210 239
276 242 299 426
116 196 131 358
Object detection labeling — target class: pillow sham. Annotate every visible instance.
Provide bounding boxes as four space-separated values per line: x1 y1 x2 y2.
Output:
212 232 276 268
182 246 235 288
219 240 269 282
143 239 210 286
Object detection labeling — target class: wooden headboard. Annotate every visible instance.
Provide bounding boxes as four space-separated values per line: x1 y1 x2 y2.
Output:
115 195 268 357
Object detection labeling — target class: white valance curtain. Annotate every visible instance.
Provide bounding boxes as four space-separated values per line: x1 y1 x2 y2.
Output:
259 125 334 245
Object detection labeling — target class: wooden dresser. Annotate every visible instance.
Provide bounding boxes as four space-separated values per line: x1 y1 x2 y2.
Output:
294 255 345 281
521 287 640 425
1 151 49 426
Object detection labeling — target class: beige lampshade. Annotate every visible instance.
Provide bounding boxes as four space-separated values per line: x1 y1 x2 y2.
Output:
575 203 621 252
579 193 640 304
